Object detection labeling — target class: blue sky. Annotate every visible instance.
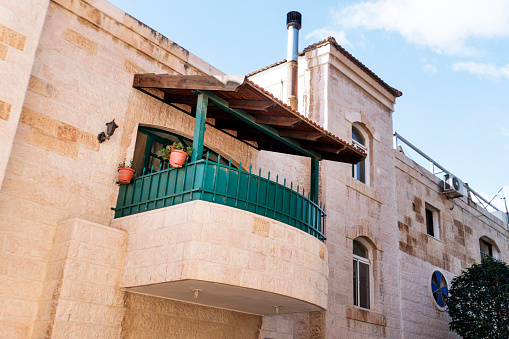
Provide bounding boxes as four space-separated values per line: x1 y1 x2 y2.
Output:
108 0 508 211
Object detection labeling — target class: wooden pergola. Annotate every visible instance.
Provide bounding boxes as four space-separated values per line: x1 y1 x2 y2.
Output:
133 74 366 202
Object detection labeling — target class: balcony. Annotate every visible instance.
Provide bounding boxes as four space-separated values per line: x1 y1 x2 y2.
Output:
115 156 326 241
110 74 367 314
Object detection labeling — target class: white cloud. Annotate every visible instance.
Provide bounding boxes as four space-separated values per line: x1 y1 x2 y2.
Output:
330 0 509 56
452 62 509 78
305 28 352 48
502 127 509 137
423 64 438 74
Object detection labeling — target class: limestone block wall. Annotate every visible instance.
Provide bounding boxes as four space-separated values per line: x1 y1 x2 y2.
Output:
259 311 326 339
313 49 401 337
32 218 127 338
395 150 508 338
0 0 50 189
0 0 282 336
112 200 328 310
121 293 262 339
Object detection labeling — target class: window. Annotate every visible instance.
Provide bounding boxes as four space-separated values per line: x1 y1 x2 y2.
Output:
425 203 440 239
353 239 370 309
133 127 232 175
352 125 367 184
479 237 498 261
430 270 448 310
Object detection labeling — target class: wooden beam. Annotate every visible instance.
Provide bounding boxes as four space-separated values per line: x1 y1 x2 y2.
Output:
164 93 199 106
236 132 274 143
300 142 346 154
205 110 239 120
214 120 259 132
134 74 246 91
197 90 321 158
254 115 301 127
229 99 276 111
278 129 324 141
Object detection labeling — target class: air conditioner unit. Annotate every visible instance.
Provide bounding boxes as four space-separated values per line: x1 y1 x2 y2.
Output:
442 173 467 198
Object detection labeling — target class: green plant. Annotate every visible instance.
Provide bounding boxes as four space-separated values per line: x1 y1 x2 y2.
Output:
118 158 134 168
447 256 509 338
157 142 194 160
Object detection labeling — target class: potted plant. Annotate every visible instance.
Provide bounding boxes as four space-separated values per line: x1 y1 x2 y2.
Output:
157 142 194 168
118 158 135 184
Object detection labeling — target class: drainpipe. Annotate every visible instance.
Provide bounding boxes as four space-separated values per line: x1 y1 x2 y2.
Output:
286 11 301 111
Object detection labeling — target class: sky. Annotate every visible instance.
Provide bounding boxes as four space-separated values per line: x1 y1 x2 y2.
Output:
108 0 508 212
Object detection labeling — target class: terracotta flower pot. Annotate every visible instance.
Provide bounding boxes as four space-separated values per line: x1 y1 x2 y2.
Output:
118 167 135 184
170 149 188 168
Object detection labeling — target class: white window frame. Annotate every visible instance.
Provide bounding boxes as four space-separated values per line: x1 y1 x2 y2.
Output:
353 239 371 309
352 125 369 186
425 203 440 240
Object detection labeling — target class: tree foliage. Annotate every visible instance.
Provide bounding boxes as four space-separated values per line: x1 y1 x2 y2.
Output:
447 256 509 338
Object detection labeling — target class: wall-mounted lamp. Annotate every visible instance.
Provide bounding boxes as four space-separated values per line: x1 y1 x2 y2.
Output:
97 119 118 143
193 289 202 299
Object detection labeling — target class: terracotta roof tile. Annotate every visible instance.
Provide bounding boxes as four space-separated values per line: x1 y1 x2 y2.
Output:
245 79 366 158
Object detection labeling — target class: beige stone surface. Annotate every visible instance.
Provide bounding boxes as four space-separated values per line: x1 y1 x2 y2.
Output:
113 200 329 310
121 292 262 339
0 0 507 338
33 218 127 339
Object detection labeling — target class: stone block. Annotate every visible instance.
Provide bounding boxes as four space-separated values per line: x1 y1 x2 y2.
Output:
28 75 54 98
0 24 26 50
123 59 146 74
57 123 79 142
28 128 79 159
0 99 11 121
0 42 7 61
20 105 57 134
248 252 266 272
252 217 270 237
63 28 97 55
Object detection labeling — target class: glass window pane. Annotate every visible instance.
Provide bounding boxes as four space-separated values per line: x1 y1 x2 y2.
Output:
353 240 368 258
352 126 365 145
359 262 370 309
426 208 434 236
353 260 358 306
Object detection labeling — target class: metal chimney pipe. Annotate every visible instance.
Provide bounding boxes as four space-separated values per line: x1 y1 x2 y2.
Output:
286 11 301 110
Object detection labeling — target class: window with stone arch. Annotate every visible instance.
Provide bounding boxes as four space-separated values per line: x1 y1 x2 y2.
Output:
353 238 371 309
479 236 499 261
352 124 369 185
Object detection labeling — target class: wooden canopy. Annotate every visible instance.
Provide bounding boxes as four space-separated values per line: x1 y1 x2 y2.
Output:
133 74 366 164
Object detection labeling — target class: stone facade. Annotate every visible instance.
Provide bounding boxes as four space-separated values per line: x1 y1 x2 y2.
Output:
0 0 507 338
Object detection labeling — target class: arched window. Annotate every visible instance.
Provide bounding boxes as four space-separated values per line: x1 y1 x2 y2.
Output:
352 125 367 184
133 126 232 175
353 239 370 309
479 237 499 261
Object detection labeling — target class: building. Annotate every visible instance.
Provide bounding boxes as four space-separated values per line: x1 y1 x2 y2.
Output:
0 0 507 338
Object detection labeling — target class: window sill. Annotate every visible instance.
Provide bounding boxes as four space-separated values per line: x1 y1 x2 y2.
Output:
426 234 443 243
346 306 386 326
345 176 382 204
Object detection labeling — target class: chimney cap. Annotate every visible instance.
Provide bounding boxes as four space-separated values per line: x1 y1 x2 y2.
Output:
286 11 302 30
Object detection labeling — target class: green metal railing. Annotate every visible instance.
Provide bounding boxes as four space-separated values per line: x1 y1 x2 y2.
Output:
114 155 326 241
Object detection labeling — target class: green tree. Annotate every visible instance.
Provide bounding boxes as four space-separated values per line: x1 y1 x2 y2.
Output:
447 256 509 338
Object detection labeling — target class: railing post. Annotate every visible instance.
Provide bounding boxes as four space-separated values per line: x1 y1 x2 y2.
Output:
311 156 320 203
191 93 208 162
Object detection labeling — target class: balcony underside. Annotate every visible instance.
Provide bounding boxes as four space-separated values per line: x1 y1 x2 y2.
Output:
126 280 323 315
